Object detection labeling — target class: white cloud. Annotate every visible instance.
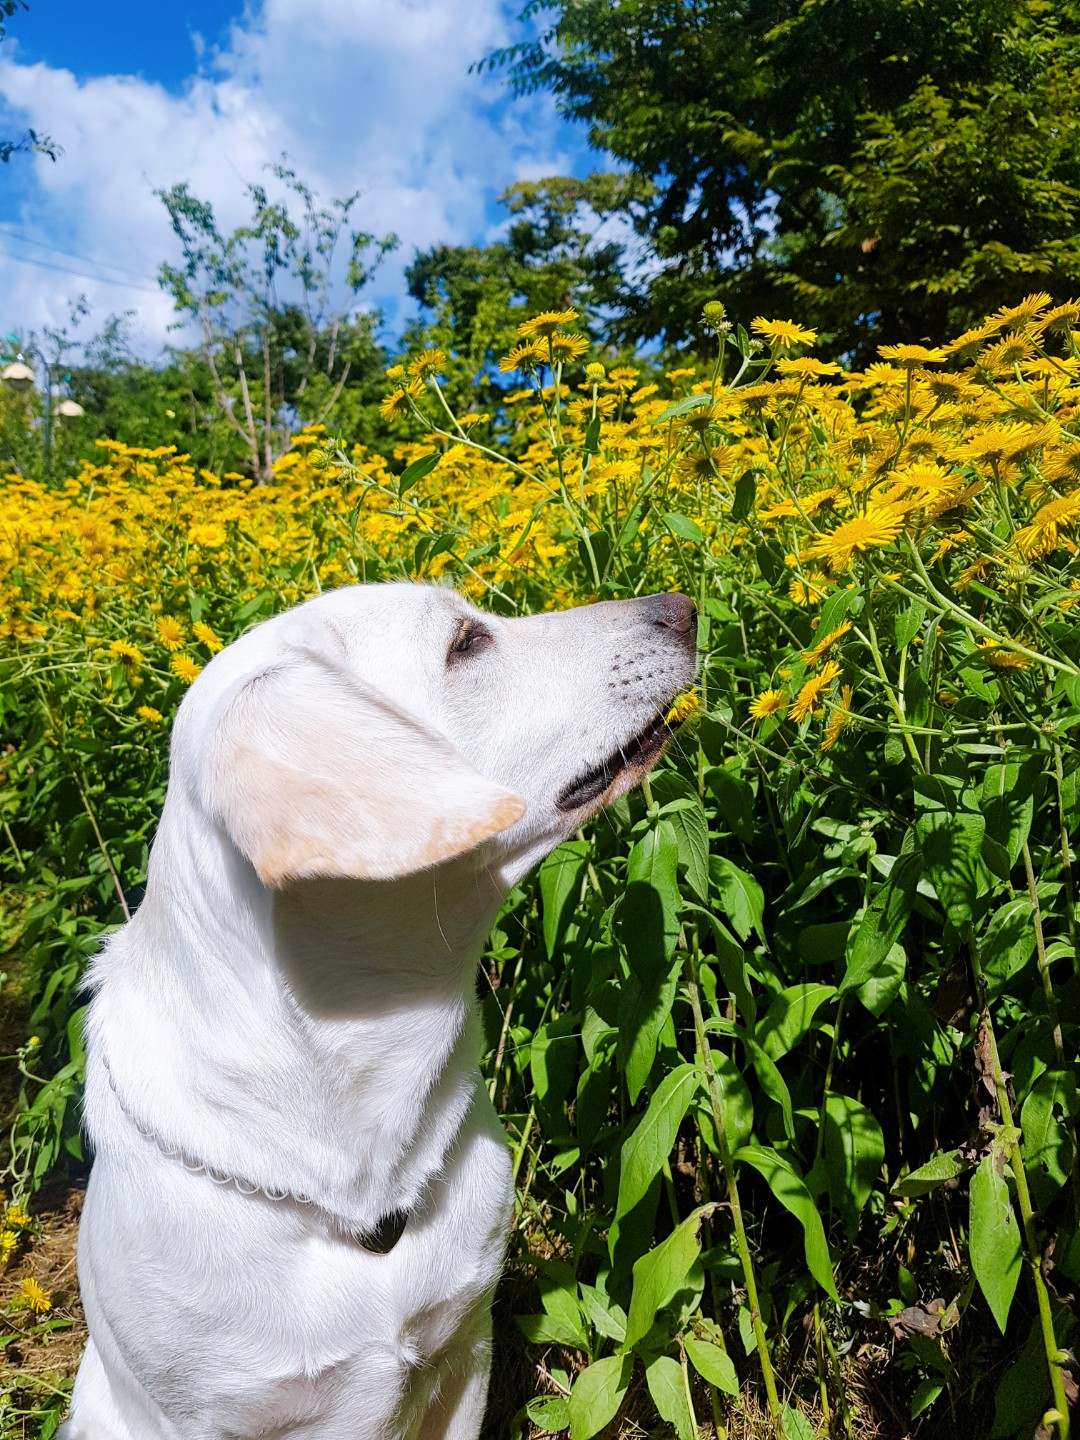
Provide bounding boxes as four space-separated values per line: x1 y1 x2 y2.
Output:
0 0 584 354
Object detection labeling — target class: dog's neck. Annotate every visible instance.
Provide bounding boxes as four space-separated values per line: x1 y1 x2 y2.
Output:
88 813 511 1229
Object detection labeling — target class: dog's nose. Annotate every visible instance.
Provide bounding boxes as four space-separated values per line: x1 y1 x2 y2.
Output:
645 592 697 636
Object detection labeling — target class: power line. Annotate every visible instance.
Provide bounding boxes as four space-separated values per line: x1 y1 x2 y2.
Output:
0 244 162 296
0 223 159 289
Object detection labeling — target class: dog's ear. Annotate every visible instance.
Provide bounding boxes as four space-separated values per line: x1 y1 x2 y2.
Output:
207 652 525 887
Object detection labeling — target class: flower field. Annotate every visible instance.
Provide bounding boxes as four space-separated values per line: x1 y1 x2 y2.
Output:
1 296 1079 1437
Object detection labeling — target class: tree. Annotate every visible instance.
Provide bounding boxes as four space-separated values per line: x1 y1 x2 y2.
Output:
403 173 644 408
158 164 397 482
0 1 59 165
489 0 1080 357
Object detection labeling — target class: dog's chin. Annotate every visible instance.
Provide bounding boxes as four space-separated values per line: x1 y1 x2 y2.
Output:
555 708 680 819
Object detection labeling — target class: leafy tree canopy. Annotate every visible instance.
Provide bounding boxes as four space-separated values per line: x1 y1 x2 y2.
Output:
404 173 647 408
488 0 1080 358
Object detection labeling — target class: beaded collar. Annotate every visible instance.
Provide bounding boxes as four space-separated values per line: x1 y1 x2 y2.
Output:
100 1052 408 1254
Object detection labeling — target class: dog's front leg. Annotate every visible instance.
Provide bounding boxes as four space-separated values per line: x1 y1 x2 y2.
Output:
414 1316 493 1440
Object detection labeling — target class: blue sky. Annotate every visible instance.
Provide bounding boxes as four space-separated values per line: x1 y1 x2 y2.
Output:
0 0 592 353
6 0 240 91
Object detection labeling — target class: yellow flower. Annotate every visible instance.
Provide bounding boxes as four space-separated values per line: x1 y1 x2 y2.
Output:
978 638 1031 670
384 363 406 381
994 292 1053 327
775 357 842 379
549 332 589 364
821 684 855 751
498 341 547 374
109 639 145 667
749 688 788 720
4 1205 28 1230
585 362 606 382
0 1230 16 1263
136 705 164 725
803 507 906 569
407 348 446 380
19 1276 51 1313
187 522 227 548
170 654 202 685
517 308 579 339
980 333 1035 372
801 620 853 667
193 620 224 653
790 660 843 723
379 379 425 421
1013 492 1080 558
877 343 947 366
788 572 832 606
751 317 817 348
155 616 185 651
664 689 700 727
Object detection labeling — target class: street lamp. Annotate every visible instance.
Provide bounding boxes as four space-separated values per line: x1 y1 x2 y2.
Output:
2 360 34 392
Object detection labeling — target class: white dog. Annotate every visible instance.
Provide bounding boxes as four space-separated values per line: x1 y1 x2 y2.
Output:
61 580 697 1440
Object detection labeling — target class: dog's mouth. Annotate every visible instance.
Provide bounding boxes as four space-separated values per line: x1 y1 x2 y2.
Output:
556 708 676 813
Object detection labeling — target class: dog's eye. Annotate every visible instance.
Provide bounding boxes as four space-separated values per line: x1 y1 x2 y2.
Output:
448 618 492 663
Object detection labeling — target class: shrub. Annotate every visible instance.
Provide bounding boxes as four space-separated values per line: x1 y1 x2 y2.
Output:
1 295 1078 1437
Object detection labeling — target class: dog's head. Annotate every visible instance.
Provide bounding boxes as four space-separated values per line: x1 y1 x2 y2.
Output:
172 583 697 889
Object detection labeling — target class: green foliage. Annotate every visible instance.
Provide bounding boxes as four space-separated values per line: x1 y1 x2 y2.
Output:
158 162 397 481
490 0 1080 357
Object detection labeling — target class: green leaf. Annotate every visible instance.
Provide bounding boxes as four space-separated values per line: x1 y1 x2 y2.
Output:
703 1048 755 1152
980 898 1036 999
527 1395 571 1431
893 1150 971 1198
578 1283 627 1344
568 1354 632 1440
814 585 858 637
398 450 440 495
617 959 680 1104
518 1311 590 1349
660 797 710 902
616 1063 699 1220
840 853 921 992
686 904 756 1023
645 1354 696 1440
583 414 602 454
684 1334 739 1396
731 469 757 521
894 598 925 650
915 810 986 923
706 767 755 845
980 758 1039 867
624 1207 708 1349
710 856 766 944
781 1406 818 1440
855 941 906 1016
756 983 837 1061
822 1092 886 1225
735 1146 838 1298
663 511 704 544
618 821 682 974
539 841 590 961
969 1150 1023 1333
655 393 712 423
743 1033 796 1140
1021 1069 1078 1208
911 1379 945 1419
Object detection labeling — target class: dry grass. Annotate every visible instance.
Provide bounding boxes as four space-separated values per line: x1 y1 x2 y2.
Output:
0 1178 84 1437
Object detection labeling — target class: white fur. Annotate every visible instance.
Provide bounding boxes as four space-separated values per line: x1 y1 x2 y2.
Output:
61 581 697 1440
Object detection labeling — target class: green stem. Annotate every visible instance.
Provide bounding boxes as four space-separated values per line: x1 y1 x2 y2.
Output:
967 929 1071 1438
856 605 925 772
1051 742 1079 976
686 946 782 1426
